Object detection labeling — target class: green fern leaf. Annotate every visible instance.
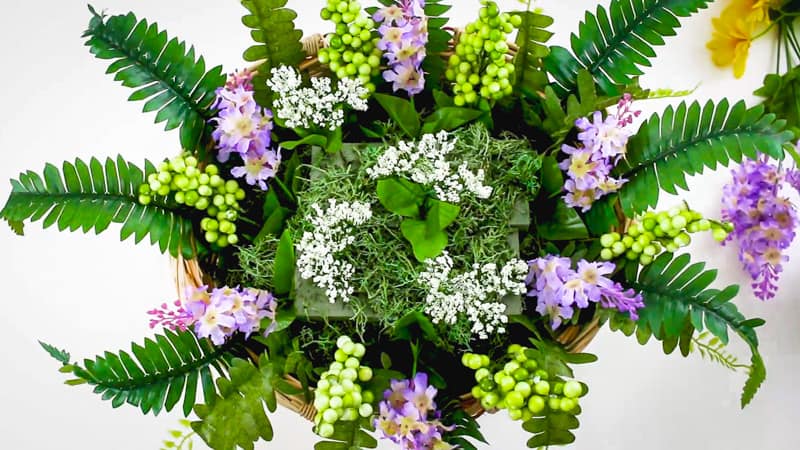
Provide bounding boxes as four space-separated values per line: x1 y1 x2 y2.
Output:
192 355 278 450
48 330 230 417
315 417 378 450
742 352 766 408
523 410 579 448
84 6 226 156
240 0 306 106
691 331 747 372
422 1 452 90
0 156 199 258
40 341 71 364
614 100 794 216
623 252 766 407
513 9 554 98
543 0 711 96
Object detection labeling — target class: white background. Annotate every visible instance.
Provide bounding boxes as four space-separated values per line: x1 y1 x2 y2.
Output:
0 1 798 449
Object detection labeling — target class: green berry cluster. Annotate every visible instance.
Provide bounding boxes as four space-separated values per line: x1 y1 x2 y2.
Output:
313 336 375 439
445 0 521 106
600 204 732 265
318 0 381 92
462 344 586 423
137 154 246 248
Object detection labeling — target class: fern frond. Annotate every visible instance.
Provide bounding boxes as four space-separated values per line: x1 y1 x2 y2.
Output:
647 84 699 99
84 6 225 156
192 356 278 450
161 419 198 450
240 0 306 106
423 1 452 90
0 156 198 258
622 252 767 407
613 100 793 216
691 331 747 372
543 0 711 96
40 341 71 364
522 410 579 448
513 8 554 98
47 330 231 417
315 418 378 450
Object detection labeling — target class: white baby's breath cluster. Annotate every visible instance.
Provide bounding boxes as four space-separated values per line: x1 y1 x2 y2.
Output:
419 251 529 339
267 65 368 131
296 199 372 304
366 131 493 203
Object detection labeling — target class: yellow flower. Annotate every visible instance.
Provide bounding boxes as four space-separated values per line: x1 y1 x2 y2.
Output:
747 0 776 25
706 12 754 78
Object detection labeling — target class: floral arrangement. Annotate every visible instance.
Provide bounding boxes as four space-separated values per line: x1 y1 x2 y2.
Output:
4 1 798 449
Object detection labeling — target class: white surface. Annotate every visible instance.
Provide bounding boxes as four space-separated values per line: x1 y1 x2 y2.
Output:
0 1 798 449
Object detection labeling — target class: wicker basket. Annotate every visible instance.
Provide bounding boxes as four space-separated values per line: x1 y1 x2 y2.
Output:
176 32 603 422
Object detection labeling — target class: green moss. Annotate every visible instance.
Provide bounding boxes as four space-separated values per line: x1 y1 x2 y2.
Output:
287 124 539 345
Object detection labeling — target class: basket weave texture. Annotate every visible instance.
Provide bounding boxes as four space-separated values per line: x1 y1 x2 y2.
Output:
177 32 602 422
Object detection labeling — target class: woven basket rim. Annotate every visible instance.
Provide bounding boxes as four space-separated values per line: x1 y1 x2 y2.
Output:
177 31 609 422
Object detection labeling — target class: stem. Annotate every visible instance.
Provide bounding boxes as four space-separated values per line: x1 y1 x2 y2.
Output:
176 430 197 450
751 22 777 40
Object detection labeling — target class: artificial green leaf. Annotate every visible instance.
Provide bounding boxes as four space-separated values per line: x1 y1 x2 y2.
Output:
280 134 328 150
622 253 766 407
513 10 554 98
47 330 230 417
272 229 295 295
314 417 378 450
426 199 460 231
84 6 225 155
192 356 278 450
240 0 306 106
616 100 793 216
421 1 451 90
523 412 578 447
40 341 71 364
401 219 448 262
1 157 198 258
537 200 589 240
393 311 440 343
755 66 800 136
543 0 712 96
376 177 426 217
374 94 421 138
540 155 564 197
421 107 484 134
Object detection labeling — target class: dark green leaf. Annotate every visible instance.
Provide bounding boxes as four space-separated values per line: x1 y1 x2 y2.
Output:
376 177 426 218
273 229 295 295
84 8 225 155
374 94 421 138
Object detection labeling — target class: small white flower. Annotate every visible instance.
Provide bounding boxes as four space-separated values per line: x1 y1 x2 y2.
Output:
296 199 372 304
366 131 492 203
266 65 368 131
419 252 528 339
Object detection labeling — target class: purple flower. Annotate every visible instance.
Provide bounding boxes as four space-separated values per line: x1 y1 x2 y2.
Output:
561 95 639 211
231 148 282 190
210 70 278 190
721 154 798 300
383 62 426 96
375 1 428 97
375 372 454 450
148 285 279 345
526 256 643 327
